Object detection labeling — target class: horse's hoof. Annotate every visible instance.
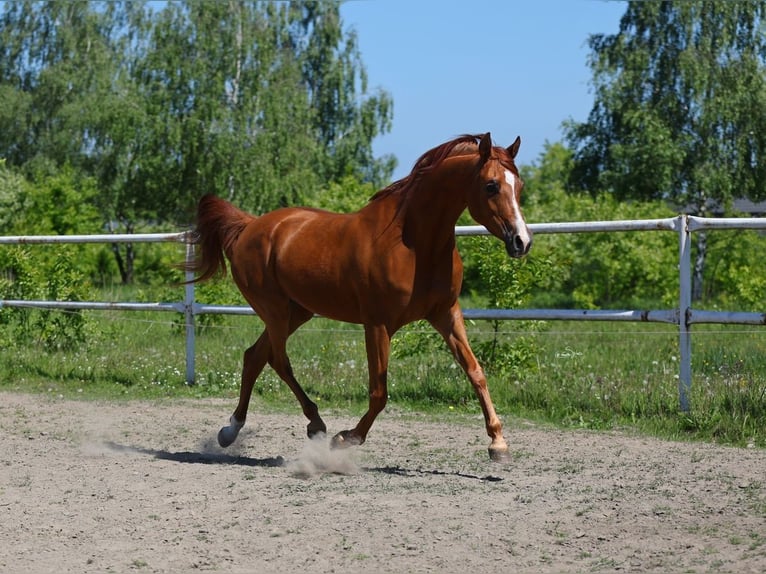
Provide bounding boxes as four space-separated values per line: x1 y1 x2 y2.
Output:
331 430 362 449
488 446 511 463
217 425 238 448
307 421 327 439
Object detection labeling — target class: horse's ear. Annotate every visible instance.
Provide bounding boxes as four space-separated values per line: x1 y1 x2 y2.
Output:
507 136 521 159
479 132 492 162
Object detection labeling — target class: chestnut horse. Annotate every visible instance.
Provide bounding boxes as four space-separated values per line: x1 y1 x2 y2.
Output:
188 132 532 461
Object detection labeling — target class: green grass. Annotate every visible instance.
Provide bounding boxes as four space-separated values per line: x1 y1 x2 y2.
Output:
1 290 764 448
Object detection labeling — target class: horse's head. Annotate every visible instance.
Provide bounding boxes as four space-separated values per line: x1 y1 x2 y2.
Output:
467 133 532 258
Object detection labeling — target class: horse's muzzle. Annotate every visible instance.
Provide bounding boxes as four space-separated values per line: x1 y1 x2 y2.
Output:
504 229 533 258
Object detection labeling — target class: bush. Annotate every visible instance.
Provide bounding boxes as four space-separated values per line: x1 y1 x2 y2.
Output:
703 229 766 310
0 247 91 351
468 238 553 376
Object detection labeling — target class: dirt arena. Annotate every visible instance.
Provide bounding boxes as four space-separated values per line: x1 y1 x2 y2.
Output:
1 391 764 573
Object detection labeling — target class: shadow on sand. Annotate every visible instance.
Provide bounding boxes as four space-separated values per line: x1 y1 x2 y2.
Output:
103 441 503 482
103 441 284 468
366 465 503 483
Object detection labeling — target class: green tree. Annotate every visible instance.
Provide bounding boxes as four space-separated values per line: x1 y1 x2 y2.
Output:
0 1 149 282
0 159 26 232
297 1 394 185
131 0 393 217
0 1 136 173
312 174 376 213
0 161 101 236
566 0 766 300
0 1 394 283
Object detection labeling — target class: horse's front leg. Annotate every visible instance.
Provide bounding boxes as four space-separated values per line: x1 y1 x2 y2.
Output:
332 324 390 449
429 304 510 462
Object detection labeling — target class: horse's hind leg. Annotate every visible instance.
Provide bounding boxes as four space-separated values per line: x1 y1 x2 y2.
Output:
218 304 320 447
265 310 327 439
218 331 271 447
241 301 326 439
332 324 390 449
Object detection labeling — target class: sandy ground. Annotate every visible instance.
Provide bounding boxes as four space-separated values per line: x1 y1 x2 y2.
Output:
0 391 764 574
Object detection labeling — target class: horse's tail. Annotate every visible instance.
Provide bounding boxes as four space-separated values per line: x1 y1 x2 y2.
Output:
186 194 255 282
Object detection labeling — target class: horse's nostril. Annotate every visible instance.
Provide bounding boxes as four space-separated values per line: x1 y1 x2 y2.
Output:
508 231 532 256
504 232 529 257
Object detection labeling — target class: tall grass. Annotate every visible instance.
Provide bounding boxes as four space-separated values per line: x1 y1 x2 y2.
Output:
1 291 764 448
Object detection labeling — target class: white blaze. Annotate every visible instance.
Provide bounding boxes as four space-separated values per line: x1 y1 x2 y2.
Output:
504 169 531 246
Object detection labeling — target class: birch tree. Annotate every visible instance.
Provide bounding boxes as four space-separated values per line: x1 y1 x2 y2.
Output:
566 0 766 299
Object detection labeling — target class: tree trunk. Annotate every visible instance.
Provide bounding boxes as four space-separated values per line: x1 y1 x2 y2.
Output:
109 220 135 285
125 242 134 284
111 242 128 284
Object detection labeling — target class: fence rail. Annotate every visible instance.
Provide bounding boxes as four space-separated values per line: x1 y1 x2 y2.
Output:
2 214 765 412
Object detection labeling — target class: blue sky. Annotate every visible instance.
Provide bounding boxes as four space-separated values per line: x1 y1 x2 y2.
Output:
341 0 626 179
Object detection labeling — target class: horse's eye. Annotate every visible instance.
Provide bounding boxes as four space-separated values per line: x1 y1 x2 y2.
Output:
485 180 500 196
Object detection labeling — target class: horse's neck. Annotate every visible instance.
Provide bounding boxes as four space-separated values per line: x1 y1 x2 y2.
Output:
401 158 473 252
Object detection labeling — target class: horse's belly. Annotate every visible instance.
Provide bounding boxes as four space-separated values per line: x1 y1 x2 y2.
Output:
282 263 414 326
287 282 408 325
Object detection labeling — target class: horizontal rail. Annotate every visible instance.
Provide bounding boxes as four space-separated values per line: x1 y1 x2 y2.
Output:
687 216 766 232
2 218 684 244
0 301 683 326
0 300 184 313
0 232 189 245
195 304 255 315
456 217 679 236
2 216 762 244
689 309 766 325
463 308 679 323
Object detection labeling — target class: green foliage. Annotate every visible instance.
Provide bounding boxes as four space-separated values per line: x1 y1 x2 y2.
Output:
0 161 116 281
1 160 104 247
701 228 766 310
0 164 98 349
467 238 552 375
33 255 90 350
558 196 677 309
0 247 91 351
14 166 102 235
312 174 376 213
719 263 766 310
0 159 26 232
519 142 766 310
391 322 443 361
190 278 247 332
514 142 682 309
0 1 394 229
565 0 766 301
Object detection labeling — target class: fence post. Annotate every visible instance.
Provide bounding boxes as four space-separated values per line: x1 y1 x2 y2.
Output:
184 241 196 385
677 214 692 412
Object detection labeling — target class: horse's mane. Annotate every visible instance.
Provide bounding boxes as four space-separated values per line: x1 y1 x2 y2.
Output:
369 134 485 203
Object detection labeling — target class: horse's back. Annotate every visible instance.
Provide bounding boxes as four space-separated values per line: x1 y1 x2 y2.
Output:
232 204 426 325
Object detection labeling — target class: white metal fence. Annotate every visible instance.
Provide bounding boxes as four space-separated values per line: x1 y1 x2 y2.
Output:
2 214 765 412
